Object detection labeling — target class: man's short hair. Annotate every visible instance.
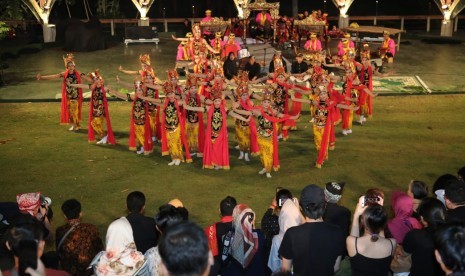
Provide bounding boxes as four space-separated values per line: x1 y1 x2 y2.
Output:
409 180 428 200
220 196 237 216
435 222 465 273
61 199 81 220
445 180 465 205
155 204 184 234
126 191 145 213
159 221 210 276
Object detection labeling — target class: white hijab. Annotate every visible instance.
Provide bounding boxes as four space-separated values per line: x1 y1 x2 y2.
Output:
105 216 134 251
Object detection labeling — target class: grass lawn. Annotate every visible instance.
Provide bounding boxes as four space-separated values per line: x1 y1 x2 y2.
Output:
0 94 464 240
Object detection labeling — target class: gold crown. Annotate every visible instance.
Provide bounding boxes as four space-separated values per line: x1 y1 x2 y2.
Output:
167 69 179 80
216 31 222 38
360 51 370 60
192 24 201 35
186 32 193 38
205 9 212 14
63 53 75 68
139 54 151 66
209 86 223 100
142 67 156 79
89 69 103 81
186 75 198 88
163 81 174 94
310 33 317 38
261 89 273 101
228 33 235 38
274 66 288 78
235 83 249 99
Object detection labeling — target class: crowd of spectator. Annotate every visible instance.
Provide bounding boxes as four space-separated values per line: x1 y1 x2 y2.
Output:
1 166 464 276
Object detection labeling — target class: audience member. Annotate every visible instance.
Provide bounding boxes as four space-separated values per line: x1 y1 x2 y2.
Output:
444 179 465 223
205 196 237 276
2 214 70 276
222 204 266 276
125 191 158 254
261 189 293 273
105 216 134 251
387 191 422 244
56 199 103 276
290 53 309 75
279 184 345 276
347 201 396 276
434 174 458 205
434 222 465 276
16 193 53 243
323 182 351 237
244 56 262 81
458 166 465 181
145 204 184 276
268 197 302 273
159 221 213 276
223 52 238 80
407 180 428 218
403 197 446 276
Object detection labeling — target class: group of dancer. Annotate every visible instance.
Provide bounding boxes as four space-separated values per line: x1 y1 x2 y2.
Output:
36 23 380 178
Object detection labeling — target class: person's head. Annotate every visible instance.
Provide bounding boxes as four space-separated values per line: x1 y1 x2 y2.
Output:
318 89 328 101
417 197 446 228
407 180 428 200
434 174 458 205
219 196 237 217
5 214 45 260
299 184 326 220
89 70 104 86
249 55 256 64
312 59 321 67
445 179 465 209
66 61 75 71
205 10 212 16
324 182 345 204
61 199 81 220
435 223 465 274
134 81 144 96
16 192 41 217
126 191 146 213
361 55 370 66
159 221 213 276
228 33 235 42
296 53 304 63
275 50 282 57
458 166 465 181
365 188 385 206
276 189 293 208
361 204 387 242
228 52 236 61
155 204 184 234
383 30 390 39
310 33 317 40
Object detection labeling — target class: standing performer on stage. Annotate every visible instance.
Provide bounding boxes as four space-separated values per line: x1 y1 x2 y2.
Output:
183 75 206 157
222 33 241 60
68 70 116 145
210 31 226 59
36 53 89 131
183 86 250 170
107 80 153 155
291 86 357 168
118 54 163 84
139 82 192 166
172 24 219 59
233 88 299 178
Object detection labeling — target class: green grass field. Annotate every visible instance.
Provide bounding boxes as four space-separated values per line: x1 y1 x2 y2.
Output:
0 94 464 240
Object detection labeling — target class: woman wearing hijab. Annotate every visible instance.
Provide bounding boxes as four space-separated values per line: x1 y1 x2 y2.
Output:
387 191 423 244
222 204 266 276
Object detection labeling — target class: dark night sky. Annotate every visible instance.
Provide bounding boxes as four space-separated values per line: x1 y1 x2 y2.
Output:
49 0 444 20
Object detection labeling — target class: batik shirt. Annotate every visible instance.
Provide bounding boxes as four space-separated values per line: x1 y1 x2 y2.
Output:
258 113 273 138
314 101 329 129
133 97 146 126
145 88 157 113
342 82 359 107
235 102 250 127
165 101 179 130
273 84 286 114
186 95 199 124
211 107 222 141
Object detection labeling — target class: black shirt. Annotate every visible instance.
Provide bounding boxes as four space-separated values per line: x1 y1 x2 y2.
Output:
126 212 158 254
223 59 238 80
291 61 309 74
245 61 261 80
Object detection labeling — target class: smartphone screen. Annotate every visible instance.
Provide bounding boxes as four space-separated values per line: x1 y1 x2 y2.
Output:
18 240 38 276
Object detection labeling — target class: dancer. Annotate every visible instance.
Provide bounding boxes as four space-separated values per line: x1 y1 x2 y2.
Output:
230 82 260 162
118 54 162 84
183 86 250 170
68 70 116 145
233 88 299 178
172 24 219 58
139 82 191 165
36 53 89 131
183 75 206 157
107 80 153 155
291 86 357 168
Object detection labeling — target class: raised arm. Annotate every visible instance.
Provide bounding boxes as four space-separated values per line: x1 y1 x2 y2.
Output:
36 72 64 80
144 82 163 90
336 103 359 111
115 75 134 89
106 86 132 101
203 40 220 54
228 110 251 122
290 93 312 104
172 34 188 41
68 83 92 89
250 75 269 84
183 102 205 112
138 95 164 106
118 65 139 75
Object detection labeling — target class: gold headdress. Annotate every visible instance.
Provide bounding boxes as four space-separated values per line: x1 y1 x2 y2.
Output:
167 69 179 80
139 54 151 66
89 70 103 82
63 53 75 68
142 67 156 79
360 50 370 60
209 85 223 100
383 30 390 36
163 81 174 94
215 31 222 38
261 87 274 102
192 24 201 36
228 33 235 39
274 66 288 79
186 75 198 88
185 32 193 38
205 9 212 14
235 83 249 99
310 33 317 38
344 33 351 39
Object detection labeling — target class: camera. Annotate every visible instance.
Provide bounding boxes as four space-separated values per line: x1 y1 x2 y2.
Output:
361 196 380 207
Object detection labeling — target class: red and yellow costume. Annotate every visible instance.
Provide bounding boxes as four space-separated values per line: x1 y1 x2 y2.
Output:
203 90 230 170
341 75 358 131
160 83 192 163
222 34 241 59
128 82 153 154
358 60 374 117
60 54 83 128
87 73 116 145
313 95 335 167
235 84 260 156
142 70 162 141
183 76 205 156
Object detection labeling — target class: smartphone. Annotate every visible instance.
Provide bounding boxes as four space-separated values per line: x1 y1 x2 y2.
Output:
363 196 380 207
18 240 38 276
